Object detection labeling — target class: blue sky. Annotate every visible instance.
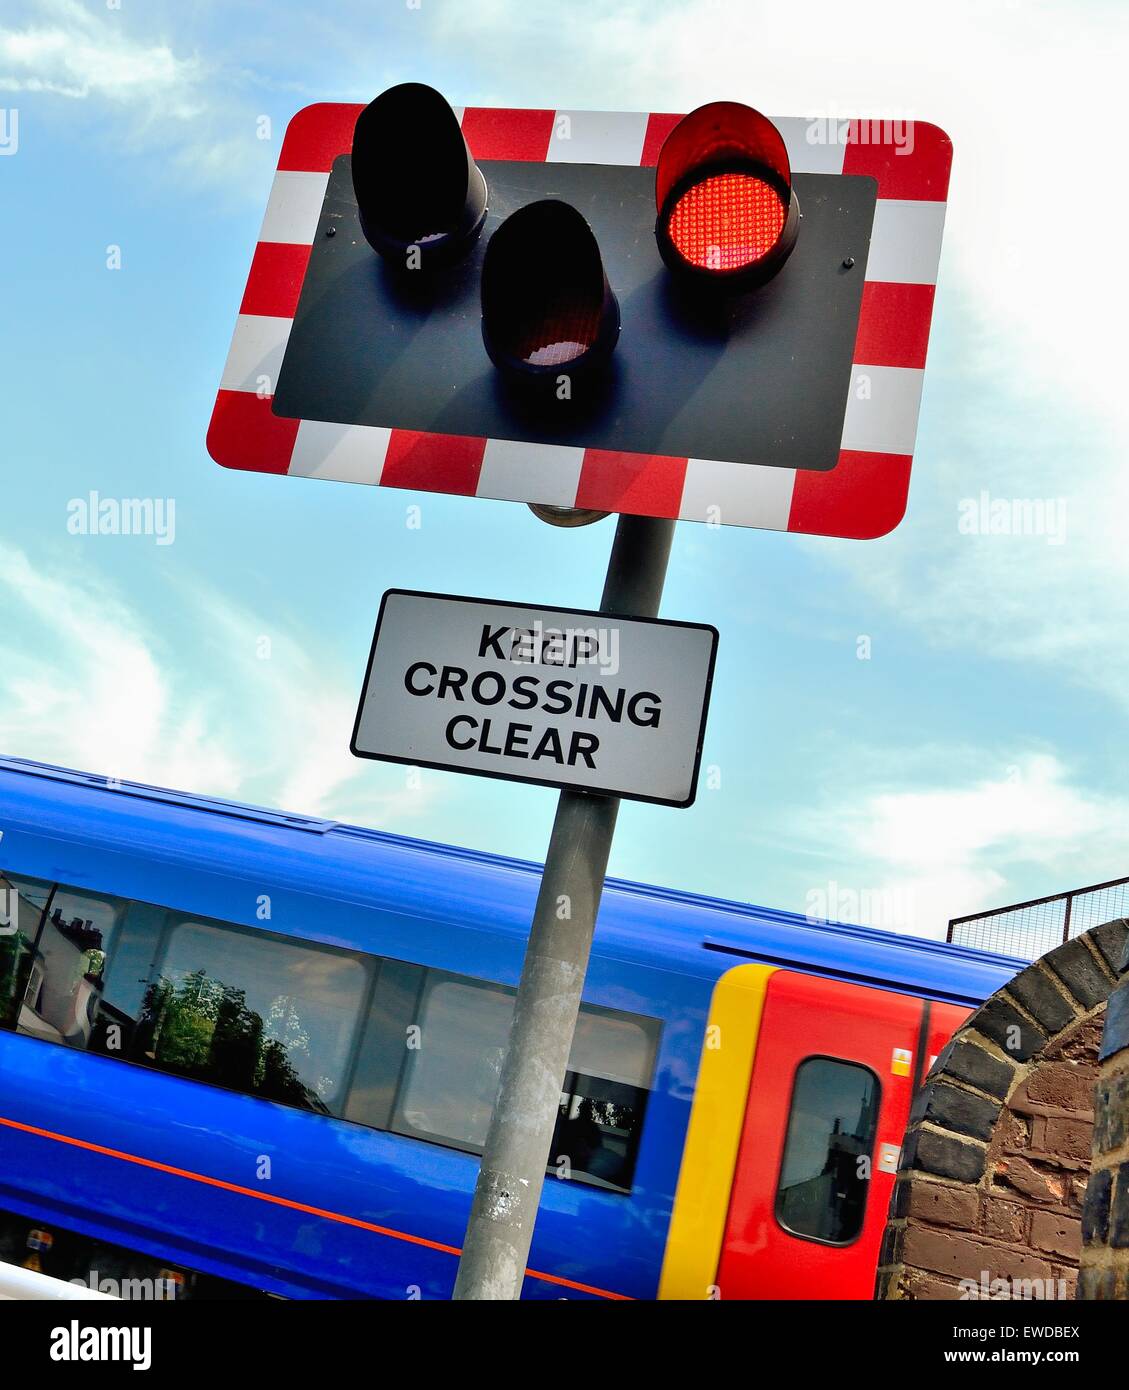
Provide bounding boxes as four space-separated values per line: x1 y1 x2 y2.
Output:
2 0 1128 940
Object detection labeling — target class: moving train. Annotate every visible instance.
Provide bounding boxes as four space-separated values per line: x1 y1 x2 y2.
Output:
0 755 1022 1300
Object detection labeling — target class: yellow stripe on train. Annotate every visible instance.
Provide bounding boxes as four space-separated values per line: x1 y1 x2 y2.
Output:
658 963 776 1300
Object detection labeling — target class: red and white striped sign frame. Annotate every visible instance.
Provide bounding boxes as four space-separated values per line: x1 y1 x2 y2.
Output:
207 104 950 540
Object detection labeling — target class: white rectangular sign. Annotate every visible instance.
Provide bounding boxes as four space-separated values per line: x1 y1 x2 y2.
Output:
351 590 718 807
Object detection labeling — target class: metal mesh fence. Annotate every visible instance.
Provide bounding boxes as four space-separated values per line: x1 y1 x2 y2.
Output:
947 877 1129 959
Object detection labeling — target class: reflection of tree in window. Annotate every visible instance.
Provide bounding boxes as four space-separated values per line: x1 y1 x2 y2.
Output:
135 923 367 1113
211 985 265 1093
264 995 328 1097
137 971 320 1108
265 996 310 1059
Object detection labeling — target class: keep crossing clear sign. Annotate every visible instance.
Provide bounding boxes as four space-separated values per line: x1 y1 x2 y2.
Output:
351 590 718 807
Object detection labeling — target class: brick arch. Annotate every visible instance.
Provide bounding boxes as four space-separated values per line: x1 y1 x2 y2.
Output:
876 919 1128 1300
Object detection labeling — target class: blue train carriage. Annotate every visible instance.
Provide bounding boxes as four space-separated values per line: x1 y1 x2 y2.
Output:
0 757 1022 1300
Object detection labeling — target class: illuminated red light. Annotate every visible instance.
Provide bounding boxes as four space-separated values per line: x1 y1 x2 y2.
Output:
654 101 799 289
666 171 787 272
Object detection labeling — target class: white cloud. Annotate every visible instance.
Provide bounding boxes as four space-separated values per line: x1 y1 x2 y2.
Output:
0 0 279 191
0 1 203 116
790 750 1129 941
0 543 443 829
0 547 209 786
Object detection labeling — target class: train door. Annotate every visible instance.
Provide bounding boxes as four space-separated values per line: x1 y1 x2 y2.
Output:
716 970 967 1299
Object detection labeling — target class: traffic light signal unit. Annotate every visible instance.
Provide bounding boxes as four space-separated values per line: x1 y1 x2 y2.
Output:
208 95 950 540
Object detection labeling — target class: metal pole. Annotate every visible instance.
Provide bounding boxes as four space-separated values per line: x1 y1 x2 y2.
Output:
452 513 675 1300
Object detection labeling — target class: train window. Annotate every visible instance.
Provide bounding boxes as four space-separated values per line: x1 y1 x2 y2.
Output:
134 918 371 1110
382 968 658 1193
775 1057 879 1245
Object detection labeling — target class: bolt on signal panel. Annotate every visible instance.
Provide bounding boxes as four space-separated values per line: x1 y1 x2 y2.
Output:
208 105 950 539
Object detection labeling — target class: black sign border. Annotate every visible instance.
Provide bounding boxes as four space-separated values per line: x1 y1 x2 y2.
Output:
350 588 719 809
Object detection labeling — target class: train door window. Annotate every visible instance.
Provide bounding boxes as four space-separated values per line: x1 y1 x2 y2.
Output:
138 919 372 1112
385 968 659 1193
775 1057 879 1244
12 883 128 1050
0 873 52 1030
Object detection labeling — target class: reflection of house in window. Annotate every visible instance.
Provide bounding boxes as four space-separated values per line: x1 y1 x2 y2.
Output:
19 892 122 1048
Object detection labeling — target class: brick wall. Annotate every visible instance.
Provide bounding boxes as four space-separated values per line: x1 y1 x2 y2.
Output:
1079 929 1129 1296
876 919 1128 1300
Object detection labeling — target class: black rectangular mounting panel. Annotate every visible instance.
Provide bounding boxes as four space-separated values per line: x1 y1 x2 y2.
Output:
273 157 876 472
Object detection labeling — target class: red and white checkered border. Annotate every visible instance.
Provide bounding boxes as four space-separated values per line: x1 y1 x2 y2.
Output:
207 104 951 540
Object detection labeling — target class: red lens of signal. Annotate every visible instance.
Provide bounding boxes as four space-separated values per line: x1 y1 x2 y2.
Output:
666 171 787 272
654 102 799 290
